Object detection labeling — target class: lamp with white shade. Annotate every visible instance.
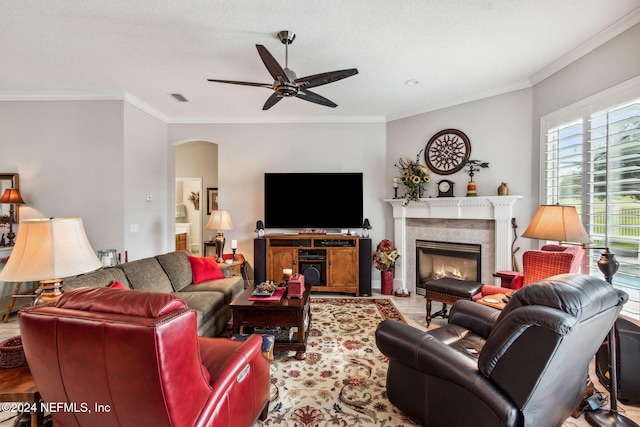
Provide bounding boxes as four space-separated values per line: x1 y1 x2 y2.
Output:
206 210 233 263
522 204 591 244
522 204 637 427
0 218 102 305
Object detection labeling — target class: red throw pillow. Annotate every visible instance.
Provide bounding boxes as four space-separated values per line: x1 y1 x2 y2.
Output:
109 280 127 290
188 256 225 284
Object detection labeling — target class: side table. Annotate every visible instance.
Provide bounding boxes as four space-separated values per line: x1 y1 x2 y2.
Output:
221 254 247 286
0 364 42 427
203 241 217 257
476 293 509 310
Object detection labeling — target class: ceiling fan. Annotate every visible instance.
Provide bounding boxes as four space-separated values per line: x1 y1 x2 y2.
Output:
207 31 358 110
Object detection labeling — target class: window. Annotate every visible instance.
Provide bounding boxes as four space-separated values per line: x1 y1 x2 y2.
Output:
542 81 640 319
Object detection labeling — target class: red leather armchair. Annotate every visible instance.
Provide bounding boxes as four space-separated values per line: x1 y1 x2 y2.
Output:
477 245 584 299
19 287 270 427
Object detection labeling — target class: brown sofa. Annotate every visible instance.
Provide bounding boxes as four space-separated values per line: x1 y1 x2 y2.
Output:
64 250 244 337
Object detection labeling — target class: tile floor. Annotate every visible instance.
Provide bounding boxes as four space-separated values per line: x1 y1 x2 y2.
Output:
0 292 638 426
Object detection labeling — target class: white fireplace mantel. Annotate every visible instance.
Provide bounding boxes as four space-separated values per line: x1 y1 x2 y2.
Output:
385 195 522 293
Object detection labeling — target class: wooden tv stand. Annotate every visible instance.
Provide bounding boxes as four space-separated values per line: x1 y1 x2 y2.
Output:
265 234 359 296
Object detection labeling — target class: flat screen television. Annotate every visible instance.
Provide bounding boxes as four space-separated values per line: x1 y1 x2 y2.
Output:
264 172 363 229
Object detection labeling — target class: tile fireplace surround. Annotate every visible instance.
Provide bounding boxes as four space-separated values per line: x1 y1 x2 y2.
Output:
386 196 522 294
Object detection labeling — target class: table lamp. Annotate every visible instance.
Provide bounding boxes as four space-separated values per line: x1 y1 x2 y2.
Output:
206 210 233 263
0 218 102 305
0 188 25 246
362 218 372 238
523 204 637 427
522 204 591 244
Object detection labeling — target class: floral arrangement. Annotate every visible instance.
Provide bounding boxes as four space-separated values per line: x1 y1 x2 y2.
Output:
395 149 430 203
373 239 400 271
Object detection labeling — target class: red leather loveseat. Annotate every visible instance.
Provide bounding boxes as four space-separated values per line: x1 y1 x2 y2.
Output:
19 287 270 427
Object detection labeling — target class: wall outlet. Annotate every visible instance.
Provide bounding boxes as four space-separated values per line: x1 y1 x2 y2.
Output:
146 195 153 202
130 224 139 233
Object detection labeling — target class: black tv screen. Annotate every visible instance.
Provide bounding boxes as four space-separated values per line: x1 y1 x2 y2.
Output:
264 173 363 229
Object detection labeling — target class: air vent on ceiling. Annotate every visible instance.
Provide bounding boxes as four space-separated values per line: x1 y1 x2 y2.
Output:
170 93 189 102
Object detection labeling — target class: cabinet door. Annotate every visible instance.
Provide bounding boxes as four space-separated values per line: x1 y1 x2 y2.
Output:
175 233 187 251
267 247 297 282
327 248 357 287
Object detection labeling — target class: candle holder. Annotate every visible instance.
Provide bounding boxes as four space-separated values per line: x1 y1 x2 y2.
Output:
232 248 238 262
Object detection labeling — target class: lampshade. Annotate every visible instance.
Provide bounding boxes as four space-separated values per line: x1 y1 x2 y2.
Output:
0 188 25 205
206 210 233 231
522 204 591 244
0 218 102 282
362 218 372 229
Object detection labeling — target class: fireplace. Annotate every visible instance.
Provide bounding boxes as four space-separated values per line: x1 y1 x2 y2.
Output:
385 196 521 294
416 240 481 296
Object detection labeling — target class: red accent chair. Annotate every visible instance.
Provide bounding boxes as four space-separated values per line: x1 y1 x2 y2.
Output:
18 287 270 427
477 245 584 299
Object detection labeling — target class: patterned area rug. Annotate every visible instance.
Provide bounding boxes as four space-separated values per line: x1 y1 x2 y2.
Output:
256 298 419 427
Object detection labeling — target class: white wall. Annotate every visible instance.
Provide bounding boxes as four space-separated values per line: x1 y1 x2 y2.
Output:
0 100 167 263
122 103 168 259
386 89 535 265
0 100 126 254
168 122 387 274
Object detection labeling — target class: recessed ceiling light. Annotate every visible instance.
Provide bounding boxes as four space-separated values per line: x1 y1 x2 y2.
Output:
405 79 419 86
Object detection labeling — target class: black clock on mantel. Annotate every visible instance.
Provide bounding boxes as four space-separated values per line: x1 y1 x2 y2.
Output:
437 179 455 197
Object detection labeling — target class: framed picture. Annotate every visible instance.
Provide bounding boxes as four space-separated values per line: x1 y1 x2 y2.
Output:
207 188 218 214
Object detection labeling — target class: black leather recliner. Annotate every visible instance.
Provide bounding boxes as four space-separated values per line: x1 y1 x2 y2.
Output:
375 274 628 427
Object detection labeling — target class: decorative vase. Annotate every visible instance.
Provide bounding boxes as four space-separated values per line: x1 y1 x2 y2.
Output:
498 182 509 196
466 181 477 197
381 270 393 295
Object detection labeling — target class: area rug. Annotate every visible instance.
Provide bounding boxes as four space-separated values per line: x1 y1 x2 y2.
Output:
256 298 419 427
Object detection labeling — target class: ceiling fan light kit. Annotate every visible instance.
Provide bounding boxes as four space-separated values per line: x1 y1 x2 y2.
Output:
207 30 358 110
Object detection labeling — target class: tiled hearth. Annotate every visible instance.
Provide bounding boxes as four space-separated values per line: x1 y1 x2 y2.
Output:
386 196 522 294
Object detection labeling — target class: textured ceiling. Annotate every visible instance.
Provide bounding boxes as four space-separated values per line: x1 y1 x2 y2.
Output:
2 0 639 122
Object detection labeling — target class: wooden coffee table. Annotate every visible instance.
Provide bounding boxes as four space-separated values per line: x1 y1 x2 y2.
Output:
230 284 311 360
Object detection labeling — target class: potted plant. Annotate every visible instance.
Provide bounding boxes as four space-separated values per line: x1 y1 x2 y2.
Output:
373 239 400 295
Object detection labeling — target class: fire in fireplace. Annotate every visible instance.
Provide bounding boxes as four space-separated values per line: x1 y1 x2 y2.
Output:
416 240 481 295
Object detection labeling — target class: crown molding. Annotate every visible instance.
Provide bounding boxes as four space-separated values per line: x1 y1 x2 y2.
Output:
166 115 385 125
529 8 640 86
2 5 637 130
0 92 169 123
386 79 532 122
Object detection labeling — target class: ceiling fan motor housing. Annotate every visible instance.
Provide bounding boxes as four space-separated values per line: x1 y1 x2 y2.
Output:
275 83 298 97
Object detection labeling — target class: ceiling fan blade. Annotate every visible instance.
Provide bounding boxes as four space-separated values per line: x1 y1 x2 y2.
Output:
256 45 290 83
263 93 283 110
296 88 337 108
207 79 272 89
295 69 358 89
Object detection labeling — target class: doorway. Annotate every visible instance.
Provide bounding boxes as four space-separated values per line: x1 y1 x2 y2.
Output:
174 141 218 255
175 177 202 255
